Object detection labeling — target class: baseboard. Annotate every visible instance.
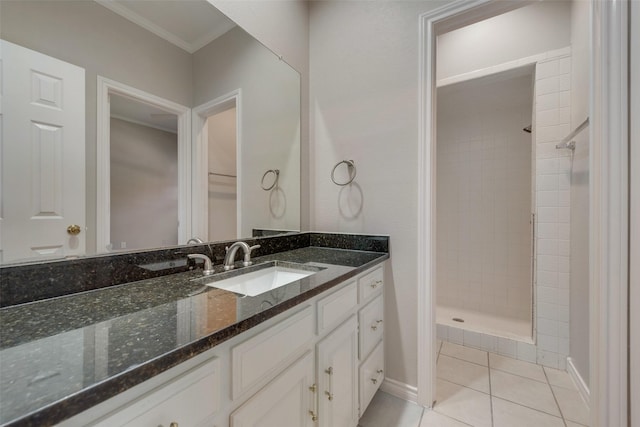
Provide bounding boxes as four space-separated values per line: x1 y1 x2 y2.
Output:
380 378 418 404
566 357 590 407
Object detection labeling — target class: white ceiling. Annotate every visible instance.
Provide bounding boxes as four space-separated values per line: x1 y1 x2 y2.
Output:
96 0 236 53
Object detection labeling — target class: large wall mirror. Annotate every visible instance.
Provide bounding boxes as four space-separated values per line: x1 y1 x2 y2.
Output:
0 0 301 265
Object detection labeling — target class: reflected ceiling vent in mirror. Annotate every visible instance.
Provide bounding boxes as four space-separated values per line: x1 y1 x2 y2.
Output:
95 0 236 53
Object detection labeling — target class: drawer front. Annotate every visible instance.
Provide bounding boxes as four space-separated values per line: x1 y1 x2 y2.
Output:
95 357 220 427
358 266 383 303
359 340 384 417
232 305 314 400
359 295 384 359
316 280 357 334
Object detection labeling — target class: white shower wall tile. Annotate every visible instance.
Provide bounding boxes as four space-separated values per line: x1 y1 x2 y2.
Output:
533 52 571 369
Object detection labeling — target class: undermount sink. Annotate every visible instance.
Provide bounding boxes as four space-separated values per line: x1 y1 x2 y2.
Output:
197 261 323 297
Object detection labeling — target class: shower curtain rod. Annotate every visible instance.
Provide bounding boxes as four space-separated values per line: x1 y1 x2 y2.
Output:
556 117 589 150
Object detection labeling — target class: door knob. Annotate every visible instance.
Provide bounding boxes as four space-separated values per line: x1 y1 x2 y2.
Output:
67 225 81 235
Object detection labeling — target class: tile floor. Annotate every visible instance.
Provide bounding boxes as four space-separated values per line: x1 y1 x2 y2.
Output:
359 341 589 427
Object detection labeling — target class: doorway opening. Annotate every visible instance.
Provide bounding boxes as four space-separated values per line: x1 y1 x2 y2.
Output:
192 90 242 242
96 76 191 253
435 65 536 344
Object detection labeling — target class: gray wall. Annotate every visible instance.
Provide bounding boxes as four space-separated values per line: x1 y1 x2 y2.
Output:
193 27 301 237
309 0 573 388
437 1 572 80
110 118 178 250
0 0 193 253
569 0 590 386
211 0 310 231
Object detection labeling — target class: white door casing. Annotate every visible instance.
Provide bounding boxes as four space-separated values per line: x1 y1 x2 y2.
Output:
0 40 85 263
96 76 191 252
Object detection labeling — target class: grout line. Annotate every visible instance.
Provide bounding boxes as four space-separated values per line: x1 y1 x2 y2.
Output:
542 368 568 426
488 351 495 427
438 352 488 368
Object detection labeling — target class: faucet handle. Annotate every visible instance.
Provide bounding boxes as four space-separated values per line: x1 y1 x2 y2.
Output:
241 244 261 267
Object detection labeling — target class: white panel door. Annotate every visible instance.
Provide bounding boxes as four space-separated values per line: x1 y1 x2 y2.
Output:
1 40 85 263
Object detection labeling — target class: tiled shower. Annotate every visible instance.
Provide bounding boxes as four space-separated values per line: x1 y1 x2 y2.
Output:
436 49 573 370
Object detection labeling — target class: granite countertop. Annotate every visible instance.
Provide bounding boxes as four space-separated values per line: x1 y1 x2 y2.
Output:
0 247 388 426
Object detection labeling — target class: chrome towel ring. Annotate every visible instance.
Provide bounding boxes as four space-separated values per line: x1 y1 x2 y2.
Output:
331 160 356 186
261 169 279 191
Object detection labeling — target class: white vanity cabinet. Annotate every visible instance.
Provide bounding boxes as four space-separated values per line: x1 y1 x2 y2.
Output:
62 262 386 427
357 265 384 416
92 356 221 427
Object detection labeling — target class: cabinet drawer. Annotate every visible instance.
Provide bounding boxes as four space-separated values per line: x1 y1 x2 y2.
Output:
358 266 383 303
316 280 357 334
359 295 384 359
95 357 220 427
359 340 384 417
232 305 314 400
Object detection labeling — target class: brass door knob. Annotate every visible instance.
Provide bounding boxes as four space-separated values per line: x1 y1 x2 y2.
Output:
67 225 81 235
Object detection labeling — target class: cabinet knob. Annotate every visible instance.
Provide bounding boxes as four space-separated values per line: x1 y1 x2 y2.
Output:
377 369 384 374
325 390 334 401
169 423 179 427
309 383 317 392
371 378 378 384
309 410 318 422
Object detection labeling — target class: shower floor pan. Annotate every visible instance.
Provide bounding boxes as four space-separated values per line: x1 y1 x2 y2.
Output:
437 305 533 344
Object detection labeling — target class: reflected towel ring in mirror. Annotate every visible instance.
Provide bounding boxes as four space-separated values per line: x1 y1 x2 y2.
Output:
261 169 280 191
331 160 356 186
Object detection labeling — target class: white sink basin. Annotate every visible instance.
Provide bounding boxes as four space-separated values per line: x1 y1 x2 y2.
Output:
203 263 318 297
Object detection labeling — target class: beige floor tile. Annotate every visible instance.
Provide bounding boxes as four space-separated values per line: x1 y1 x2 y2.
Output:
489 353 547 383
359 391 424 427
434 379 492 427
492 397 565 427
437 355 490 393
419 410 471 427
440 342 488 366
490 369 561 416
544 366 577 390
552 385 590 425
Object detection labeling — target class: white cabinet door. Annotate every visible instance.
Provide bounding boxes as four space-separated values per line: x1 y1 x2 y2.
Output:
93 357 220 427
317 316 358 427
0 40 85 263
230 351 316 427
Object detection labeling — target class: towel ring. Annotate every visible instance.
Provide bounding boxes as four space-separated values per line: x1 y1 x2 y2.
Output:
331 160 356 186
261 169 279 191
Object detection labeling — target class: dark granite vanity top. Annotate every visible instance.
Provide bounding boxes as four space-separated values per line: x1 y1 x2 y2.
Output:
0 244 388 426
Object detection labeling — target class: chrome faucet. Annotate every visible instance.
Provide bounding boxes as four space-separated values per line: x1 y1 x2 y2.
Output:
187 253 214 275
223 242 261 271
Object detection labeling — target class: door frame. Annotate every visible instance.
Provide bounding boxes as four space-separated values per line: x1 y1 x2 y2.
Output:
417 1 631 424
96 76 191 253
192 89 242 241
